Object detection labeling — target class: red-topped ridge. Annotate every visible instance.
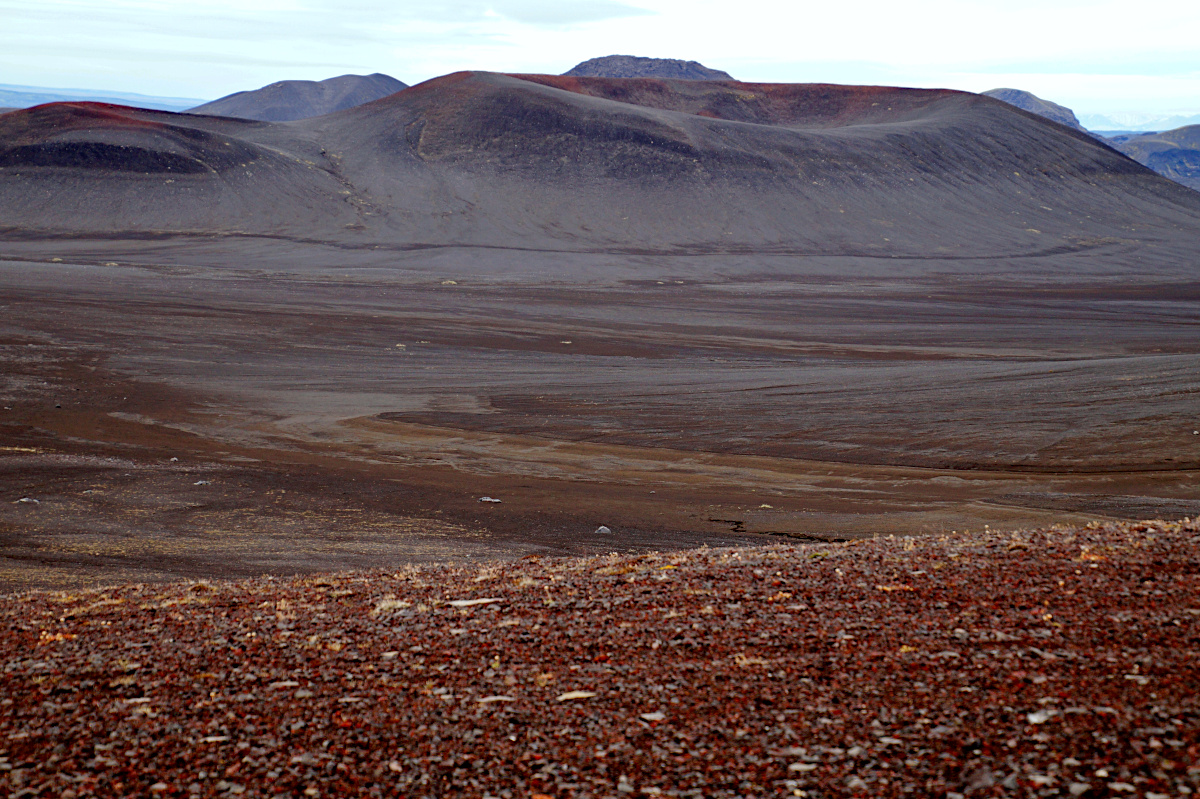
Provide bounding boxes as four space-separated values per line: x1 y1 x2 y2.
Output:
507 74 968 128
0 102 175 144
0 102 262 175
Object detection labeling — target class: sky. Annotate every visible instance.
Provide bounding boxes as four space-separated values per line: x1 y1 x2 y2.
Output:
2 0 1198 117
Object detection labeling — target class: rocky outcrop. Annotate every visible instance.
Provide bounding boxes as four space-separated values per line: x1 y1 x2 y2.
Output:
983 88 1085 131
564 55 733 81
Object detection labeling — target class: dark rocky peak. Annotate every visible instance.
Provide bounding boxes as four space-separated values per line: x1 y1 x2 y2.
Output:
564 55 733 81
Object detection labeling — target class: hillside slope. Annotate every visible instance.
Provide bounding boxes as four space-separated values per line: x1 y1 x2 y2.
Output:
188 73 407 122
1 72 1196 264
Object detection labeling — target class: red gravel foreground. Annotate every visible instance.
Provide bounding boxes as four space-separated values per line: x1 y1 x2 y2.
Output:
2 519 1198 799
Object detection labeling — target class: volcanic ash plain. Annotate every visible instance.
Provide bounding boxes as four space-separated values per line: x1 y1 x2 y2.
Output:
0 73 1199 590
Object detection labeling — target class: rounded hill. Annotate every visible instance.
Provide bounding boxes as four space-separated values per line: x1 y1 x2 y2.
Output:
188 73 407 122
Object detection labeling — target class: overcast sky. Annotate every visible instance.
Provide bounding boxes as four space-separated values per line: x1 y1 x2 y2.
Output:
2 0 1198 116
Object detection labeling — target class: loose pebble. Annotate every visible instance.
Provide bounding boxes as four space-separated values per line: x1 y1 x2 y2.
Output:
0 518 1195 797
447 597 502 608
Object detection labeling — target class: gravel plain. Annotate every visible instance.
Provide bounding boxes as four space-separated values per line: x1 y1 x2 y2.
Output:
2 517 1198 798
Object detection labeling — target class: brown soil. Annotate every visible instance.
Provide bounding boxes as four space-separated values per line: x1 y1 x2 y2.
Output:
1 518 1197 797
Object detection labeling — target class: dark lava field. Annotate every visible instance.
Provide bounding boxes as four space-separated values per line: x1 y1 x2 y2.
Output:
1 73 1198 590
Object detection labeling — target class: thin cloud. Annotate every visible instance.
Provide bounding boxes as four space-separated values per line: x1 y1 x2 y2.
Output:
491 0 653 25
0 0 1195 114
297 0 651 26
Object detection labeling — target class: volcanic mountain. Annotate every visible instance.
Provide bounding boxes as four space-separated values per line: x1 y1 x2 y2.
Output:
982 88 1085 131
187 73 407 121
1108 125 1200 191
1 71 1196 263
564 55 734 80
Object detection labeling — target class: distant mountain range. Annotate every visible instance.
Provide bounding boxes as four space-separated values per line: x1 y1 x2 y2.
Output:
1106 127 1200 192
1079 112 1200 132
564 56 733 81
188 74 407 122
982 89 1085 132
0 83 205 112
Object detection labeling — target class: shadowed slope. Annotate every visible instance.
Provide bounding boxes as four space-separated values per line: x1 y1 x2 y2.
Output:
1 72 1198 262
0 102 363 233
0 102 261 173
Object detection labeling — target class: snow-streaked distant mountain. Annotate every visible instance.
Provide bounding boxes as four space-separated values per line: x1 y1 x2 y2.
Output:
1080 112 1200 132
